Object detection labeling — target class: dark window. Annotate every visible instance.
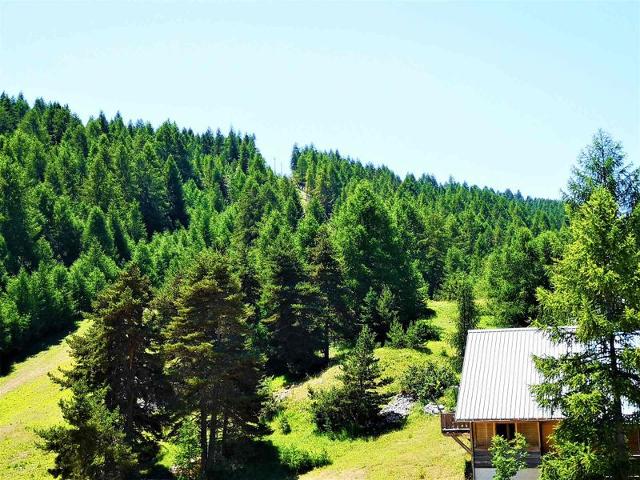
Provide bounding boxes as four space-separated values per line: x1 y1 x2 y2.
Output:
495 423 516 440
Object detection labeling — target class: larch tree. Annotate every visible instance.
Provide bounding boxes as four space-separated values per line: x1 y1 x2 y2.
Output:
534 188 640 480
452 276 478 369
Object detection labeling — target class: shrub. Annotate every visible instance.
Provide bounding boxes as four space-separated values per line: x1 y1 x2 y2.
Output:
489 433 527 480
258 376 284 424
406 319 440 347
309 386 346 433
278 445 330 474
400 361 457 404
277 414 291 434
174 418 201 480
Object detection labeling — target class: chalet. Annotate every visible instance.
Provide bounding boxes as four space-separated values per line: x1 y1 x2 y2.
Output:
440 327 640 480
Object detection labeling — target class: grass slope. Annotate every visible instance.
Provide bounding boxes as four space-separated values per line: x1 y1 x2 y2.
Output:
261 300 472 480
0 322 90 479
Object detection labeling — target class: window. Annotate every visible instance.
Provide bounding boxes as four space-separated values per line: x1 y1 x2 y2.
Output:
495 423 516 440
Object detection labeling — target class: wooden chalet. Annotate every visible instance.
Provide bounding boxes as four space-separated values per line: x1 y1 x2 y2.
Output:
441 328 640 480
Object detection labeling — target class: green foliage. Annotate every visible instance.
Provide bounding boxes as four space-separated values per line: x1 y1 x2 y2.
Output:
37 384 136 480
385 318 406 348
484 227 557 327
452 277 478 367
174 418 201 480
310 326 385 435
278 445 330 474
406 319 440 347
400 361 457 405
565 129 639 212
387 318 440 350
489 433 527 480
38 263 167 475
163 250 264 473
534 187 640 479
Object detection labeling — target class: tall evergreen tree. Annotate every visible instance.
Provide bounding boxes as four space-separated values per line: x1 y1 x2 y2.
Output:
256 213 323 377
308 225 351 361
39 264 166 474
534 188 640 480
565 129 639 213
452 277 478 369
164 250 263 475
82 207 115 256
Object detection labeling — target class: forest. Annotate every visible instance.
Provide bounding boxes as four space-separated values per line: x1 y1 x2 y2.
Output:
0 92 638 480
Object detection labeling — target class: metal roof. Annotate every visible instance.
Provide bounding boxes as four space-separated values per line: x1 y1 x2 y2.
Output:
455 328 567 422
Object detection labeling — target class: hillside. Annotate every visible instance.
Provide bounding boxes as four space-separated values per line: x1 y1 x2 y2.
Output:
1 302 481 479
0 322 89 479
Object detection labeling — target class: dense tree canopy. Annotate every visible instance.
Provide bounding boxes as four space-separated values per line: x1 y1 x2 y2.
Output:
0 92 565 369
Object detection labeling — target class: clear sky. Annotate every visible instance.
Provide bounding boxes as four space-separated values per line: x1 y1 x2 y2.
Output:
1 1 638 199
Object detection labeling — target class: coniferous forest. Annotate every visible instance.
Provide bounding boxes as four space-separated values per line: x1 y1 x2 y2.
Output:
0 93 564 368
4 92 639 480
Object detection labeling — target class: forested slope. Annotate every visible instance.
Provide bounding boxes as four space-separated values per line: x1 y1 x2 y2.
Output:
0 92 564 366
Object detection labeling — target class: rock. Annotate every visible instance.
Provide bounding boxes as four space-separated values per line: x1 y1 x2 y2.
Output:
380 394 416 424
423 403 445 415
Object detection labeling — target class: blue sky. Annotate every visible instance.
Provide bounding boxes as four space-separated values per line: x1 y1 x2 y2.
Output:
1 1 638 199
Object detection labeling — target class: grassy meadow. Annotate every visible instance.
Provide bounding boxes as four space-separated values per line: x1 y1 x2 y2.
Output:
1 301 488 479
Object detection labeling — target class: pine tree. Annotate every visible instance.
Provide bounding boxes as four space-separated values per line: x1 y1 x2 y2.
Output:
308 225 351 361
256 213 323 376
39 264 166 474
164 250 263 475
0 155 37 273
565 129 639 212
534 188 640 480
332 181 418 337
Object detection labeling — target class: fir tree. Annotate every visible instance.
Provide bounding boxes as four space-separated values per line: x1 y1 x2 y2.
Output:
39 264 166 474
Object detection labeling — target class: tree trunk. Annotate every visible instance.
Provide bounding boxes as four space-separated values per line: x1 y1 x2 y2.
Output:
323 319 330 364
609 334 629 480
206 394 219 474
199 400 208 479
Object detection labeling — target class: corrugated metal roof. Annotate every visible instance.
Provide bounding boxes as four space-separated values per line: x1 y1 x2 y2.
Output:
455 328 567 421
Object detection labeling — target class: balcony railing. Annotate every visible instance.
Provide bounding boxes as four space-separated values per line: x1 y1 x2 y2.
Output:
440 412 471 435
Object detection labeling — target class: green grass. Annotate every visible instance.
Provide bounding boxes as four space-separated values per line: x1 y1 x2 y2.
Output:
261 300 473 480
0 322 89 479
1 300 491 479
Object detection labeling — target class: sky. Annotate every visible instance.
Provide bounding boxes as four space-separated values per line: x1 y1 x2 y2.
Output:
1 1 638 199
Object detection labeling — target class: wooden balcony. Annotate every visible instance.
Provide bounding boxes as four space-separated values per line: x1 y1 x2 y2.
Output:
440 412 471 435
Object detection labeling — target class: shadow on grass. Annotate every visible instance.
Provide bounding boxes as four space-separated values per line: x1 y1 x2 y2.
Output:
158 440 302 480
0 321 79 377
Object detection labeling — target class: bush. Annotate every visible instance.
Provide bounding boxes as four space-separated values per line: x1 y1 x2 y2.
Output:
309 386 347 434
489 433 527 480
406 319 440 347
278 445 330 474
258 376 284 424
277 414 291 434
386 319 439 349
400 361 457 404
174 418 201 480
